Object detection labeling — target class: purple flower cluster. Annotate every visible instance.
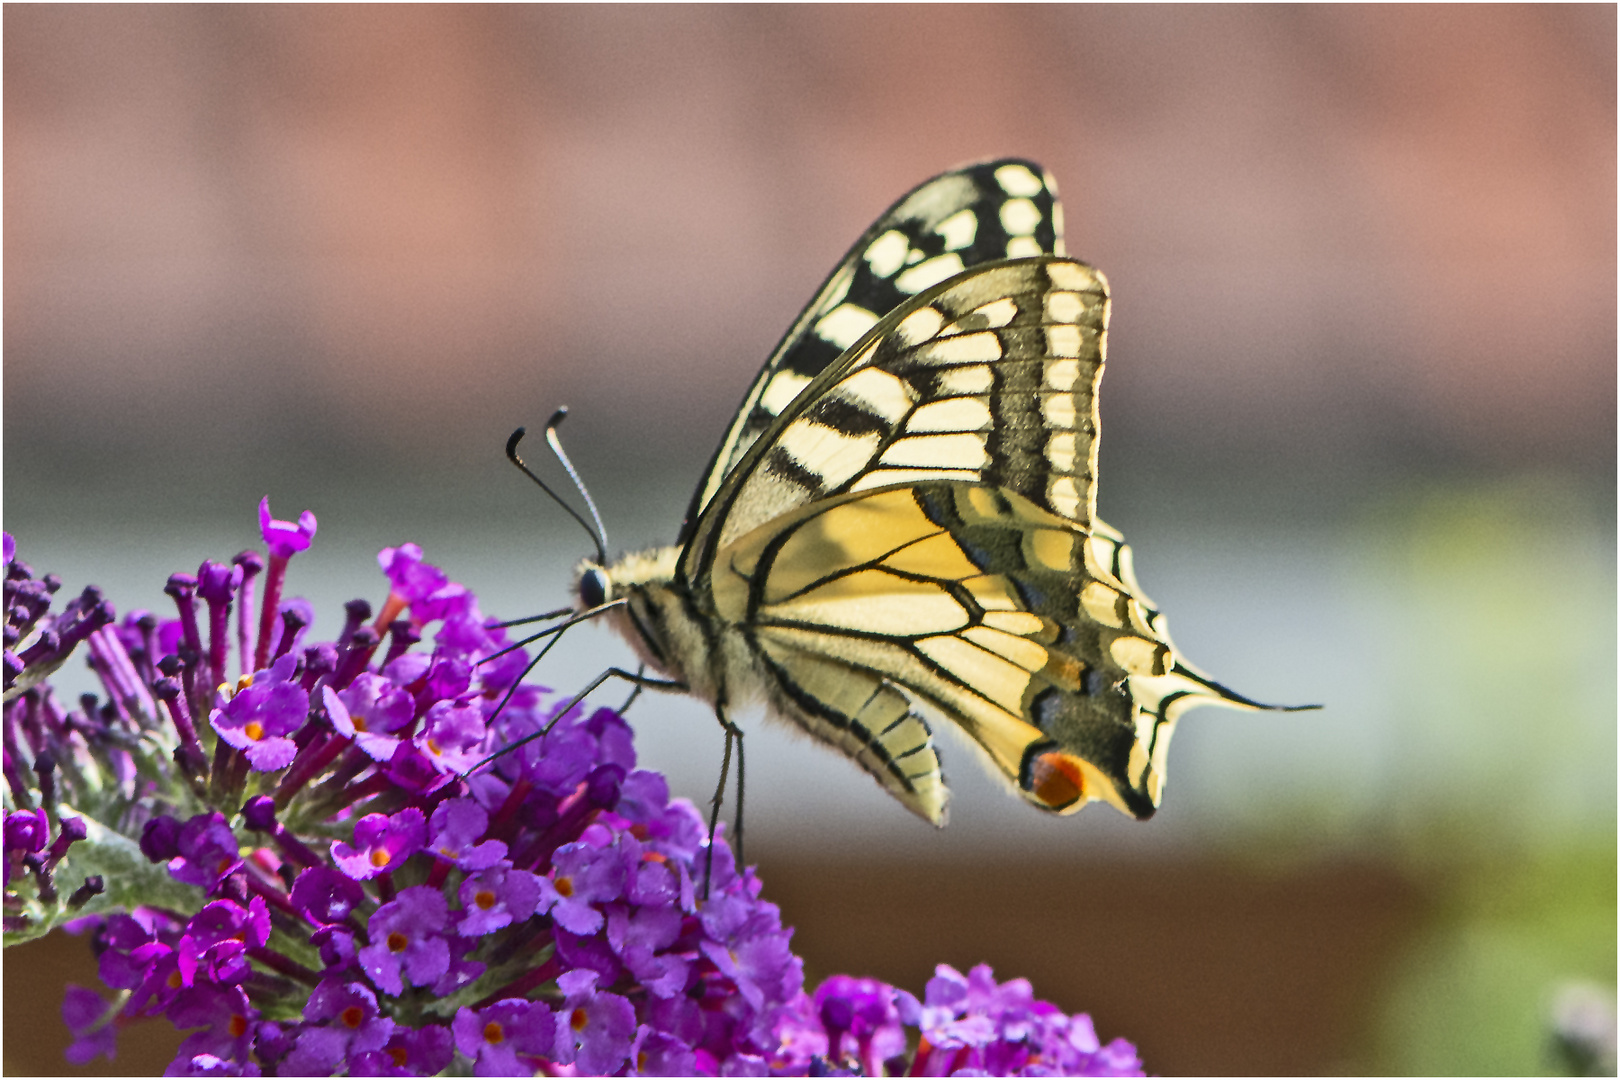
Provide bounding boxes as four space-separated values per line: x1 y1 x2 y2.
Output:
769 966 1143 1077
3 504 1144 1076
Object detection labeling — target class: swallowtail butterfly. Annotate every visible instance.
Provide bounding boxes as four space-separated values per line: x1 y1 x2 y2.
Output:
560 159 1303 828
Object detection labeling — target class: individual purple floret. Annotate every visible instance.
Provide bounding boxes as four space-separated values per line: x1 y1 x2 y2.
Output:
452 998 556 1077
546 834 633 935
281 979 395 1075
457 865 544 936
3 509 1147 1077
324 676 413 762
258 498 317 560
427 797 508 871
209 652 308 771
331 809 427 881
555 967 638 1075
812 975 910 1076
357 886 452 995
349 1024 453 1077
166 813 244 893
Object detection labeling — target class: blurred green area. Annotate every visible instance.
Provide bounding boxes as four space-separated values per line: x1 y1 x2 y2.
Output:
1252 474 1616 1074
1373 845 1615 1076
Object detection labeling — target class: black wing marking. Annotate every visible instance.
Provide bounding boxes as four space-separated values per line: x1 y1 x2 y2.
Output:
678 158 1065 543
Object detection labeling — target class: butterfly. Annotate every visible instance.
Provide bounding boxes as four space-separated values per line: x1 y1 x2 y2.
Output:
540 158 1304 831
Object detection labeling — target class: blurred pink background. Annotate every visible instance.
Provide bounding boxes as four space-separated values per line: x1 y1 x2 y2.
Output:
7 4 1613 529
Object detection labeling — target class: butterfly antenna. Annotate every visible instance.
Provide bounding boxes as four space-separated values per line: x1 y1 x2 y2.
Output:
543 408 609 563
507 420 606 564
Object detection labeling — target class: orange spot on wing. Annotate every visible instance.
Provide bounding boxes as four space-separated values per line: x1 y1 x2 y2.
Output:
1029 751 1086 810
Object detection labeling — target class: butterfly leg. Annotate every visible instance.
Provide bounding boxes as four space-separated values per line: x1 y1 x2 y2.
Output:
733 722 745 867
701 703 746 899
618 663 648 713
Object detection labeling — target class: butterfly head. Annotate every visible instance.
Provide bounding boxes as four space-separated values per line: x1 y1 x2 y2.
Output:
573 546 679 610
576 562 612 609
574 546 697 687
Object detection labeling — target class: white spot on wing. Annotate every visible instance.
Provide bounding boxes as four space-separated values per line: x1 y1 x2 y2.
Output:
1046 325 1083 359
835 368 914 424
1046 261 1100 292
760 371 814 416
1000 198 1042 236
917 332 1002 366
1045 359 1081 391
879 433 989 470
938 365 994 394
1046 431 1077 472
1043 393 1076 428
994 163 1044 197
816 304 880 349
934 209 978 252
896 306 945 346
908 397 992 433
1048 476 1081 519
778 419 882 490
1045 291 1084 324
1006 236 1043 259
865 230 910 278
895 253 966 294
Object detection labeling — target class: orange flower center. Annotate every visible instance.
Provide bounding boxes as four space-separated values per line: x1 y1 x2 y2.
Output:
483 1021 505 1045
370 848 392 869
571 1007 589 1032
475 889 498 911
340 1005 365 1029
555 876 574 898
387 931 408 953
244 721 265 741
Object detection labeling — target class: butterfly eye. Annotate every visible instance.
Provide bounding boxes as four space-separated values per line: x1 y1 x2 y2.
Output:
579 567 610 609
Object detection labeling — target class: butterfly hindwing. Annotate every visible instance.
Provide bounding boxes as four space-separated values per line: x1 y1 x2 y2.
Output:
680 159 1065 542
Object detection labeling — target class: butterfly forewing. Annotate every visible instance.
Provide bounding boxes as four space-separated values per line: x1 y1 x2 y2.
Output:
680 159 1065 542
683 257 1107 581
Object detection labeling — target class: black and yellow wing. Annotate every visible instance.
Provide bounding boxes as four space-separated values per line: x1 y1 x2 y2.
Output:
682 258 1286 824
679 159 1064 543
